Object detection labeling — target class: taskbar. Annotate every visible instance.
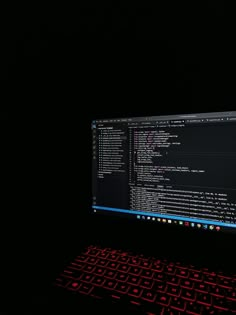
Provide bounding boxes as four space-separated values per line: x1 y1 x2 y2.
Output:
92 205 236 233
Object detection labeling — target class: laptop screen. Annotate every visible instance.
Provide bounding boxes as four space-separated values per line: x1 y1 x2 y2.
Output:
92 111 236 234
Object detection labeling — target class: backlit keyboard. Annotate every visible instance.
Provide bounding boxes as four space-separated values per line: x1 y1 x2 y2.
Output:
53 245 236 314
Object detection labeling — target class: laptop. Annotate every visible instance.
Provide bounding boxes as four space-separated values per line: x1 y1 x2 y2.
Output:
30 110 236 314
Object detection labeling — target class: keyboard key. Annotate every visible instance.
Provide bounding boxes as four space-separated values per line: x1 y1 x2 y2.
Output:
129 266 142 276
118 264 130 273
156 294 170 307
212 296 229 311
97 259 108 267
104 269 116 278
153 281 166 293
182 288 196 301
128 286 143 298
140 260 152 268
211 286 226 297
118 255 129 263
141 289 157 302
152 262 164 272
190 271 203 282
227 289 236 301
63 268 83 279
166 275 180 286
128 276 140 285
86 257 98 264
204 274 217 285
80 273 94 283
141 270 154 279
140 278 154 289
70 261 84 269
186 301 203 315
107 254 119 261
94 267 105 276
195 282 209 293
129 257 140 266
164 265 176 275
83 265 95 273
167 285 181 297
103 279 117 290
171 297 186 311
115 282 129 294
67 281 81 291
180 279 194 289
116 272 129 282
87 249 99 256
154 272 165 282
107 261 119 270
162 308 182 315
92 276 105 286
197 292 212 306
78 283 94 295
176 268 189 278
218 276 235 289
75 255 87 262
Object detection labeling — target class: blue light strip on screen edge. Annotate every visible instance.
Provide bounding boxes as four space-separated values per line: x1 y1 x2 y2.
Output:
92 205 236 228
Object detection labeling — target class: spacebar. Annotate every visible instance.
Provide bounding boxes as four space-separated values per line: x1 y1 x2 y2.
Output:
91 286 162 314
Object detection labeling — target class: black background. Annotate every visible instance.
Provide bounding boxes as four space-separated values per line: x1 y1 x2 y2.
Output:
2 1 236 312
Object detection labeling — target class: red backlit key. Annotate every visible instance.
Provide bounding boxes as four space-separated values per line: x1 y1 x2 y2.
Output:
104 269 116 279
156 294 170 307
180 279 194 289
153 281 166 293
128 286 143 298
97 252 108 259
78 283 94 295
182 288 196 302
118 255 129 263
171 297 186 311
176 268 189 278
107 261 119 270
94 267 105 276
97 259 108 267
116 272 129 282
80 273 94 283
140 278 153 289
75 255 87 262
197 292 212 306
103 279 117 290
87 249 99 256
227 289 236 301
218 276 235 289
141 289 157 302
167 275 180 286
186 301 203 314
140 260 152 268
212 296 229 311
117 264 130 273
128 276 140 285
190 271 202 282
107 254 118 261
195 282 209 293
67 281 81 291
83 265 95 273
86 257 98 264
115 282 129 294
129 266 141 276
167 285 181 297
141 270 154 279
129 258 140 266
92 276 105 286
